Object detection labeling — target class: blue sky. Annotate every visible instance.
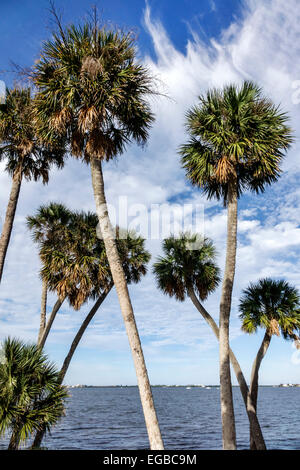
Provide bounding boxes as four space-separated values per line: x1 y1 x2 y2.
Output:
0 0 241 78
1 0 300 387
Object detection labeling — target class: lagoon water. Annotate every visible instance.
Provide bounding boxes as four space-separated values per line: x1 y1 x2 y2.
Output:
1 386 299 450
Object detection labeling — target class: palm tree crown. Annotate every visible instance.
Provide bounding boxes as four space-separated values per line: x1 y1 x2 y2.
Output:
28 204 151 310
0 87 65 181
0 337 68 448
153 232 220 302
33 18 155 160
179 81 293 203
27 202 72 244
239 278 300 341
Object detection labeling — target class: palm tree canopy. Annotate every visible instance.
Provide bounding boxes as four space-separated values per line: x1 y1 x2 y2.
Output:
28 204 151 310
153 232 220 302
27 202 73 244
179 81 293 203
0 337 68 443
41 210 110 308
114 227 151 284
32 15 155 161
0 87 65 181
239 278 300 340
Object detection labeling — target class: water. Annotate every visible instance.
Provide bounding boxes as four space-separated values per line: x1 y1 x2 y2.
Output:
1 386 299 450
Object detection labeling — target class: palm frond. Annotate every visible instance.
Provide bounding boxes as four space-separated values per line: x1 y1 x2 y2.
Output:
153 232 220 302
239 278 300 338
179 81 293 204
32 15 157 162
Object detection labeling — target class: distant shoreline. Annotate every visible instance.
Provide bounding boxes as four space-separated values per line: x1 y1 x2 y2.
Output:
66 384 300 389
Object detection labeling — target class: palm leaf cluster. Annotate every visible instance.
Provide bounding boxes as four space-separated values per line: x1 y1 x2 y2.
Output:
27 202 72 244
0 88 65 182
153 232 220 301
39 210 109 309
0 337 67 447
33 19 155 161
114 227 151 284
28 203 151 310
239 278 300 342
179 81 293 203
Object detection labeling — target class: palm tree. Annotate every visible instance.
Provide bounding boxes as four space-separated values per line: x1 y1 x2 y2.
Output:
38 211 151 356
30 209 150 448
32 13 163 449
28 204 110 348
239 278 300 449
179 81 293 449
153 232 266 449
37 211 151 349
27 203 72 344
0 337 68 450
30 206 110 448
0 87 65 284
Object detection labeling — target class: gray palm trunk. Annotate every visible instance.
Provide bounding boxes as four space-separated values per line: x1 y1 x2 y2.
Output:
188 287 266 450
8 420 22 450
59 286 113 383
32 285 113 449
0 171 22 284
37 280 48 344
249 331 271 450
38 297 65 349
90 156 164 450
219 178 238 450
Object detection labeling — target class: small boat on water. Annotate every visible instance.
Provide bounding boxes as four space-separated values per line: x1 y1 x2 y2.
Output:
186 387 191 389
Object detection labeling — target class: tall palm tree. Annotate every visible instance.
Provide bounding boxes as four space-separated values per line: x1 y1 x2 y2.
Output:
153 232 266 449
239 278 300 449
33 233 151 448
0 87 65 283
0 337 68 450
30 207 151 448
32 13 163 449
27 203 72 344
179 81 293 449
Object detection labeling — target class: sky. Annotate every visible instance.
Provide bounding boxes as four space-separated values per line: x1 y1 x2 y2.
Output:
0 0 300 387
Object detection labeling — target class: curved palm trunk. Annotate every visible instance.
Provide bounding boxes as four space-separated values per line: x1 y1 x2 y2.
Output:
188 288 266 450
32 286 112 449
38 297 65 349
249 331 271 450
90 156 164 450
59 286 112 382
37 280 48 344
0 171 22 284
219 178 238 449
